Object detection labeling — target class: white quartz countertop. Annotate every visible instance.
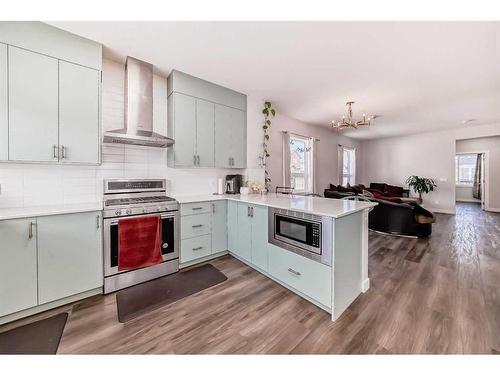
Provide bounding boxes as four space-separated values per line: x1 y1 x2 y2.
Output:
173 193 376 219
0 202 103 221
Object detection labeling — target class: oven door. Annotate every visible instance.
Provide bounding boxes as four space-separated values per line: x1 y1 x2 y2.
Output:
103 211 179 277
274 213 322 255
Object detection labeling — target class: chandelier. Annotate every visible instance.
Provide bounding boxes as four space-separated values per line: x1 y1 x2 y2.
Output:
331 101 374 130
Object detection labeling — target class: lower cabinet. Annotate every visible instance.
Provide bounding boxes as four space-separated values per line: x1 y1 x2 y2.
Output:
0 217 38 316
180 200 228 265
268 243 332 308
37 212 103 304
227 200 238 253
0 211 103 319
229 203 268 271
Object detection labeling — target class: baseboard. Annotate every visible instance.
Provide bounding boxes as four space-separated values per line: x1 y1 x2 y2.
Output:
456 199 481 203
487 207 500 213
0 287 102 325
361 278 370 293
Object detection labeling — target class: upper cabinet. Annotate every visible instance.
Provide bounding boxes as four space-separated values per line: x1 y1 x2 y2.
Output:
0 22 102 164
167 70 246 169
59 61 100 164
8 46 59 162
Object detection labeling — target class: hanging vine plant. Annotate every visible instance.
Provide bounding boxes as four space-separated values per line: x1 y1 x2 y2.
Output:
262 101 276 192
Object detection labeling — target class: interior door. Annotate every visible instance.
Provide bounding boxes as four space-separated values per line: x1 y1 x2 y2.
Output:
8 46 59 162
196 99 215 167
173 93 196 167
59 61 100 164
481 153 486 210
37 212 103 304
0 218 38 317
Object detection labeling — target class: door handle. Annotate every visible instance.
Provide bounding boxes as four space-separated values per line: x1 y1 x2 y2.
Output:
53 145 58 159
192 224 203 228
288 268 301 276
192 246 203 251
192 207 203 211
28 221 35 239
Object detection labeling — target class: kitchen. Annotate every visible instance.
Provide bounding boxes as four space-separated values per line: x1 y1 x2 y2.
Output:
0 21 375 354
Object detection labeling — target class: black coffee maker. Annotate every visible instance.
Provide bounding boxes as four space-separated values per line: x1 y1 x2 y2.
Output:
225 174 243 194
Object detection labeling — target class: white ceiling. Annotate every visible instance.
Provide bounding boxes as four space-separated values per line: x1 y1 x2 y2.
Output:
49 21 500 140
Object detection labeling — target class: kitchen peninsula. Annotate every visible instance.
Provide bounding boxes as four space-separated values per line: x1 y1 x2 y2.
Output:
175 193 376 321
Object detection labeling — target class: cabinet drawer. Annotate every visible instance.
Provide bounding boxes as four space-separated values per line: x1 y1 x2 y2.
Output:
181 213 211 239
268 244 332 308
181 235 212 263
181 201 213 216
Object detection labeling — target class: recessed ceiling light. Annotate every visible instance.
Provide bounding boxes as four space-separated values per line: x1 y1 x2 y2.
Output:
462 119 478 124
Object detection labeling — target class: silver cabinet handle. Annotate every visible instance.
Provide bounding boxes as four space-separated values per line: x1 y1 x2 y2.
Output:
247 206 251 217
61 145 66 159
192 246 203 251
288 268 301 276
197 155 200 165
192 224 203 228
96 215 100 229
251 207 254 217
193 155 197 165
28 221 35 239
192 207 203 211
53 145 58 159
212 203 215 213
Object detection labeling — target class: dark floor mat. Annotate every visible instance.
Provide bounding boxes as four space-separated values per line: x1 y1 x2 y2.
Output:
0 313 68 354
116 263 227 322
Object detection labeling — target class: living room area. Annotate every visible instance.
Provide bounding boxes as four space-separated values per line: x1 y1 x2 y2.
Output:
260 21 499 353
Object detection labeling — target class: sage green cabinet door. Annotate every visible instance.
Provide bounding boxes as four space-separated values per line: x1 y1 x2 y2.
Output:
211 200 228 253
8 46 59 162
37 212 103 304
0 218 37 317
196 99 214 167
250 205 268 272
59 61 100 164
235 203 252 262
214 104 234 168
229 109 246 168
172 93 196 167
0 43 7 160
227 200 238 252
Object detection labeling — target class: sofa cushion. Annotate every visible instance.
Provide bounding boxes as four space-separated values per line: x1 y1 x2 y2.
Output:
385 184 404 197
362 189 374 198
372 191 403 203
329 184 338 191
370 183 387 192
351 185 363 194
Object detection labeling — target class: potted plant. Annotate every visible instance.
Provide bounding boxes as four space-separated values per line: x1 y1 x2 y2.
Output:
406 176 436 204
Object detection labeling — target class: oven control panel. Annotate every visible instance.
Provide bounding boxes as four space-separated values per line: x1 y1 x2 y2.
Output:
312 223 320 247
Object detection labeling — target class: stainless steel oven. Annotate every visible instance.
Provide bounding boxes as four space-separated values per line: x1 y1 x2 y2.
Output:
102 179 180 294
268 208 333 266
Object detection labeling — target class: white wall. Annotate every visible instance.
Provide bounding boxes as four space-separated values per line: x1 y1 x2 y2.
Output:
456 136 500 211
265 111 361 194
0 59 265 208
360 124 500 213
455 185 479 203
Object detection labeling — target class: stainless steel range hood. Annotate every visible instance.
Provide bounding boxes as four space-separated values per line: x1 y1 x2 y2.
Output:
103 56 174 148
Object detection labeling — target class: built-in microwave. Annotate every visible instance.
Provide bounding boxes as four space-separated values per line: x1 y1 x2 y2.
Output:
268 208 333 266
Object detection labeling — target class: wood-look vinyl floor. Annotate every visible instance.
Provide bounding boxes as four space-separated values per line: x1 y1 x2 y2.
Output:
2 203 499 354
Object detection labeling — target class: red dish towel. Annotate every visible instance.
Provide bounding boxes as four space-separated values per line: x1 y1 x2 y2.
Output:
118 215 163 271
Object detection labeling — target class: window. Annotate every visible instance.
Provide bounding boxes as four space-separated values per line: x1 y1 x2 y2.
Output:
455 154 477 185
342 147 356 186
289 135 314 193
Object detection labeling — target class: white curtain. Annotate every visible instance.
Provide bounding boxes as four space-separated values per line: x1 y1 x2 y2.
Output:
282 131 291 187
310 139 317 194
337 145 344 186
